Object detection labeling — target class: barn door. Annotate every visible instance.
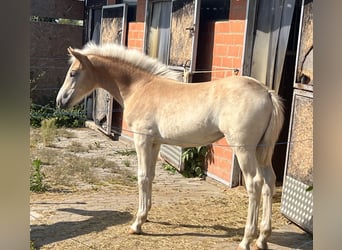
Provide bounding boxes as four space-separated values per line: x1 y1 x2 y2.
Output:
94 4 127 135
145 0 200 74
168 0 200 75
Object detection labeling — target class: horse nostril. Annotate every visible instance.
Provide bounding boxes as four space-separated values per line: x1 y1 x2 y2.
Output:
56 98 62 108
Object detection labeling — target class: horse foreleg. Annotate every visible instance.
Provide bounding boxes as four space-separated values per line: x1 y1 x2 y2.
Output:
255 167 276 249
129 134 157 234
235 148 263 250
147 143 160 212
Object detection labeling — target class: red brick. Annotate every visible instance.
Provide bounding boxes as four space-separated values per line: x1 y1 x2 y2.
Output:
129 31 136 39
215 21 230 33
213 44 227 55
216 138 228 145
213 71 225 79
213 33 225 45
137 31 144 39
228 45 240 57
212 56 222 66
232 34 244 45
222 57 233 68
213 145 228 156
223 34 235 45
229 21 243 33
127 40 134 48
233 57 242 68
238 46 244 57
136 41 144 50
128 22 136 31
135 22 145 30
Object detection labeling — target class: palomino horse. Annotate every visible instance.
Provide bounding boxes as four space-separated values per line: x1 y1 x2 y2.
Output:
56 42 284 250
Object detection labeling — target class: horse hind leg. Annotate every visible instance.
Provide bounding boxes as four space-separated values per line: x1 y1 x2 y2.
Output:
234 147 264 250
255 166 276 250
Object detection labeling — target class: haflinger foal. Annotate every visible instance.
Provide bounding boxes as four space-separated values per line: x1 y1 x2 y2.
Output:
56 42 284 250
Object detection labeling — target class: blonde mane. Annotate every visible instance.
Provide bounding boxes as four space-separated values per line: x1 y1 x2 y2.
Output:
72 42 183 81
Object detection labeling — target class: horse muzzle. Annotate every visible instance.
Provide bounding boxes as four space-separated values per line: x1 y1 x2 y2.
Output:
56 89 74 109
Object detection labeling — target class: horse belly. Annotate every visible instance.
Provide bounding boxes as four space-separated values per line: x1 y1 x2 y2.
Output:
157 119 223 147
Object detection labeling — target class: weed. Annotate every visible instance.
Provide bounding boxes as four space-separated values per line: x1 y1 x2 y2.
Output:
123 159 131 168
30 241 37 250
30 128 41 148
30 158 48 192
94 141 101 148
114 149 136 156
162 163 177 174
67 141 88 153
57 128 75 138
91 157 116 168
88 141 102 150
41 118 57 147
127 174 138 182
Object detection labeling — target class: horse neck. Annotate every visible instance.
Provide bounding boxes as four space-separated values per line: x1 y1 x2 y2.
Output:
91 55 152 107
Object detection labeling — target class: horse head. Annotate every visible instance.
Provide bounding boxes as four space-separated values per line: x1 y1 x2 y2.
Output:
56 47 97 109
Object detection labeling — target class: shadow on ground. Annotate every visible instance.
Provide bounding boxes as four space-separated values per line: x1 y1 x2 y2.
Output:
143 219 245 238
269 230 313 249
30 208 133 248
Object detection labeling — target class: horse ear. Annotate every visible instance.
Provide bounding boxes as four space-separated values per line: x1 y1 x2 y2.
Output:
68 47 93 69
67 47 74 55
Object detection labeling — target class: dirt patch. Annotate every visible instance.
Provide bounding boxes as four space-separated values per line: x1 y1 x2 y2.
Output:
30 128 288 249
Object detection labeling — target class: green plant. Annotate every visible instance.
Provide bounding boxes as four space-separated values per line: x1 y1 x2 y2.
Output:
162 162 176 174
123 159 131 168
41 118 57 146
54 106 86 128
94 141 101 148
114 149 136 156
30 241 36 250
67 141 88 153
30 103 86 128
181 146 208 178
30 158 48 192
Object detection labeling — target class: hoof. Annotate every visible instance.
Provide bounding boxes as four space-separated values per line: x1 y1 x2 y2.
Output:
253 243 268 250
236 246 249 250
236 247 245 250
128 228 142 235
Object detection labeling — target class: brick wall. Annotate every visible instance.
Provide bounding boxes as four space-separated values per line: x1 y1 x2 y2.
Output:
206 0 247 185
127 22 145 51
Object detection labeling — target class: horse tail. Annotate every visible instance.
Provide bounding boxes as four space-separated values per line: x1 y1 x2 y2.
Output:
257 90 284 167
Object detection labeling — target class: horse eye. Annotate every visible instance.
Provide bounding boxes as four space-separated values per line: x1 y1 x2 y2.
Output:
70 70 78 77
